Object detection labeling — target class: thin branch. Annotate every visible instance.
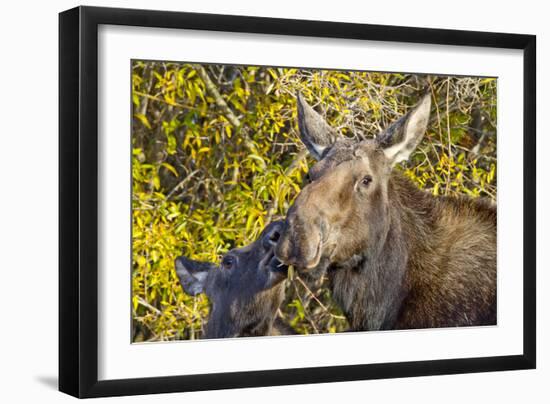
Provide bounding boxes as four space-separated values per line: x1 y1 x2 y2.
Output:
194 65 257 152
295 276 346 320
165 170 199 200
195 65 240 127
133 90 195 110
284 149 308 176
291 280 319 334
136 296 162 315
265 148 308 224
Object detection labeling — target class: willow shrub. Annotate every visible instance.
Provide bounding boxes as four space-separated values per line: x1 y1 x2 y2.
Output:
131 62 497 341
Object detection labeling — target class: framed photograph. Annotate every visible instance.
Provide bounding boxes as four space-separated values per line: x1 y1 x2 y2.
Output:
59 6 536 398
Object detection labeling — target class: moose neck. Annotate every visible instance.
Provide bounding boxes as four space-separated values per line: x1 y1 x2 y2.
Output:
245 286 286 337
328 171 435 331
204 284 285 338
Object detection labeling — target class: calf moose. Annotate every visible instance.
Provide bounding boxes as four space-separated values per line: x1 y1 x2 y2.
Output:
175 221 293 339
276 93 496 331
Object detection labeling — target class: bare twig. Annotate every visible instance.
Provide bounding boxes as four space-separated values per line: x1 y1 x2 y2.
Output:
296 276 346 320
265 148 308 224
136 296 162 315
166 170 199 200
194 65 257 153
284 149 308 176
291 280 319 333
133 90 195 110
195 65 241 128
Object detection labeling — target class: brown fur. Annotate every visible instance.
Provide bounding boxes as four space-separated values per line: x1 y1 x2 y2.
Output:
276 93 497 331
328 172 496 330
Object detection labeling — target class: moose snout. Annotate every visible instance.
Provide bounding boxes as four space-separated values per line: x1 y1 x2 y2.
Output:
275 217 323 270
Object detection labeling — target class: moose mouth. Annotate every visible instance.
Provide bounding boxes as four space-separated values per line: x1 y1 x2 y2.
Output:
303 239 323 270
262 249 288 280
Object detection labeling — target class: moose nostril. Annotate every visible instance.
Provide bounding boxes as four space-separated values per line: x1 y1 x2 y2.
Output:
269 230 281 244
263 225 282 250
264 230 280 249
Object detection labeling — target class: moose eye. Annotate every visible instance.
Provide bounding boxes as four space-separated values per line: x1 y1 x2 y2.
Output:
360 175 373 187
304 172 312 184
221 255 235 270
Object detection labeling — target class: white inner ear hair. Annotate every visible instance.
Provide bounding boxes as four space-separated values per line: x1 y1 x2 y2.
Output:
383 99 430 164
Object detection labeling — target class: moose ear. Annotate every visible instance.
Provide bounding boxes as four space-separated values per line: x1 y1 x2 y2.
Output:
296 93 339 160
377 93 431 165
175 256 215 296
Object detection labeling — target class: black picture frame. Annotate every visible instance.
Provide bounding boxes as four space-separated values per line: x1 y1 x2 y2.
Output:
59 5 536 398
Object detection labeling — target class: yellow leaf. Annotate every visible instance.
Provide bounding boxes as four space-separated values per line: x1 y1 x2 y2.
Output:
137 255 146 267
161 163 178 177
134 113 151 129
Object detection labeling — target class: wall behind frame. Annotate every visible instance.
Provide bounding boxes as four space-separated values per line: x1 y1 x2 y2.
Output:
0 0 546 403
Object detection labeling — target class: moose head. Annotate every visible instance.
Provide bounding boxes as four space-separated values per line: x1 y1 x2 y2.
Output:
175 221 288 339
276 93 431 275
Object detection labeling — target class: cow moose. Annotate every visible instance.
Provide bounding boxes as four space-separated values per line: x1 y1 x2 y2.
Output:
275 93 497 331
175 221 294 338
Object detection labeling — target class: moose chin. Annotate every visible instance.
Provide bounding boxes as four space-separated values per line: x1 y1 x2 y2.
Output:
175 221 294 339
276 93 496 332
